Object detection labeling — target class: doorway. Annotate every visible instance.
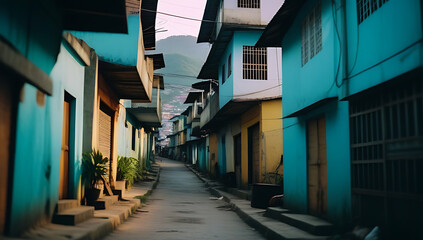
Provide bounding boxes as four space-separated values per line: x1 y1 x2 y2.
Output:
59 93 74 199
307 116 327 216
98 102 114 182
0 74 19 234
248 123 260 185
234 134 241 188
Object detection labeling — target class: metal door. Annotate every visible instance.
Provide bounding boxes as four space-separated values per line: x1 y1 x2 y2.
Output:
99 103 113 181
248 123 260 184
307 116 327 216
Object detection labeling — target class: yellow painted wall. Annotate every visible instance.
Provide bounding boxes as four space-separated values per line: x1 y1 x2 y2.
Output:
240 104 261 188
261 99 283 180
209 133 219 177
239 99 283 187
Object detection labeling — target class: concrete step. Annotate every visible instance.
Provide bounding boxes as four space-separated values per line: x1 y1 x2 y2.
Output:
90 195 119 210
265 207 290 220
52 206 94 225
56 199 78 213
276 213 334 236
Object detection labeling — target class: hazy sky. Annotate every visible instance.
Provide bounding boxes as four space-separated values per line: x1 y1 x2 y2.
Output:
156 0 207 40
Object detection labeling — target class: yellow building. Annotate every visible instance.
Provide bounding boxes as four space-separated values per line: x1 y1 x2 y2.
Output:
240 98 283 188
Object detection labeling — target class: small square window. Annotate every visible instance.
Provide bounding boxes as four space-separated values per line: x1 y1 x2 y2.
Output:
301 1 322 66
243 46 267 80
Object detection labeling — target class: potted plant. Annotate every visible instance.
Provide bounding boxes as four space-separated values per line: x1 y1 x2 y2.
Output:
116 156 140 191
82 150 108 204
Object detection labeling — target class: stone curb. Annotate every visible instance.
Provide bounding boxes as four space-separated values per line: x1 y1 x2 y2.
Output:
11 164 161 240
185 164 322 240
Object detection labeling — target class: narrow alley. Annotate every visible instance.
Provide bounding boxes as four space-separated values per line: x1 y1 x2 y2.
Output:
104 158 265 240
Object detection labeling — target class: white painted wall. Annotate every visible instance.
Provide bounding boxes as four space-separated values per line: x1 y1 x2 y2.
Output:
232 32 282 100
220 0 285 25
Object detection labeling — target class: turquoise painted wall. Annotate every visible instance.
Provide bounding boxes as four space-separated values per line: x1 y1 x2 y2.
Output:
8 43 86 235
342 0 423 98
219 36 234 109
71 15 140 66
0 0 62 75
281 0 352 227
282 0 338 117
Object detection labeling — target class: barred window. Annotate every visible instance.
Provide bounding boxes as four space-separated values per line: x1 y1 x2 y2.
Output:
222 64 226 84
228 54 232 78
243 46 267 80
238 0 260 8
357 0 389 24
301 1 322 66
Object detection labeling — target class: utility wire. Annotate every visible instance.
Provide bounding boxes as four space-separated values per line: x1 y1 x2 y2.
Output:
141 8 220 23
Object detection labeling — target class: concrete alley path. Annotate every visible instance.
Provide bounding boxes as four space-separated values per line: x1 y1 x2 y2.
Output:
104 158 265 240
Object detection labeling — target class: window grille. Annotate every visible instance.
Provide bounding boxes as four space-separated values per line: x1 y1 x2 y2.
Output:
357 0 389 24
228 54 232 78
238 0 260 8
350 77 423 236
222 64 226 84
243 46 267 80
301 1 322 66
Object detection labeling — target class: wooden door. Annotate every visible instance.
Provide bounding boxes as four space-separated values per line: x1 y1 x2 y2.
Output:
248 124 260 184
99 104 113 181
0 74 18 234
59 99 70 199
234 134 241 188
307 116 328 216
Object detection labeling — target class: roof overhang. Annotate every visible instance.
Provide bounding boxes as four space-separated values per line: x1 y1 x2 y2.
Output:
197 0 220 43
184 92 203 104
181 107 191 116
255 0 306 47
192 80 215 92
153 75 164 89
201 99 261 132
62 0 128 33
146 54 165 70
141 0 159 50
99 60 149 100
198 25 265 79
127 107 162 127
284 97 337 118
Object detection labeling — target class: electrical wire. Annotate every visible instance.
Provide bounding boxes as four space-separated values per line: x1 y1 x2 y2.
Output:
141 8 221 23
331 0 343 88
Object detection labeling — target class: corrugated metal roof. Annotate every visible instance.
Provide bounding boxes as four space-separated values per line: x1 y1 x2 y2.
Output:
141 0 159 50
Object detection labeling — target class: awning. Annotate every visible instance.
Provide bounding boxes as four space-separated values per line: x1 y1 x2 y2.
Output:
99 60 149 100
192 80 214 92
62 0 128 33
0 38 52 95
126 108 162 128
141 0 159 50
201 99 261 132
255 0 306 47
153 75 164 90
146 54 165 70
181 107 191 116
197 0 220 43
184 92 203 104
284 97 337 118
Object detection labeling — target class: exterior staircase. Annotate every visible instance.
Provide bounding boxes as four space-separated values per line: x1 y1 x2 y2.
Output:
52 200 94 225
265 207 335 237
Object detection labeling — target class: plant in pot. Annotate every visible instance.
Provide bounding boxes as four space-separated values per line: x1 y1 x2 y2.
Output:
82 150 108 204
116 156 139 191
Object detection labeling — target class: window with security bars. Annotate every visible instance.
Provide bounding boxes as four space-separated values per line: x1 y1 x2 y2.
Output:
243 46 267 80
349 77 423 236
238 0 260 8
357 0 389 24
301 1 322 66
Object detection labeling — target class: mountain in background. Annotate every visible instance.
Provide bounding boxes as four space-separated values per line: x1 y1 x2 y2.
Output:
150 35 210 140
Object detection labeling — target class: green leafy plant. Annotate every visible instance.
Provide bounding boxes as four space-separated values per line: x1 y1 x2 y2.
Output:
82 150 108 189
117 156 140 188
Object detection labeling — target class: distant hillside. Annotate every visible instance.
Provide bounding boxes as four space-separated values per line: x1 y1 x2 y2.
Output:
155 35 210 62
152 35 209 140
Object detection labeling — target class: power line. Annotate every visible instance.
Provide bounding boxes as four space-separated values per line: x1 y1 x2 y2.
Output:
141 8 220 23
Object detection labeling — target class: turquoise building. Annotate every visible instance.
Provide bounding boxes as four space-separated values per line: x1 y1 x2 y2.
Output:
257 0 423 237
0 1 128 236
